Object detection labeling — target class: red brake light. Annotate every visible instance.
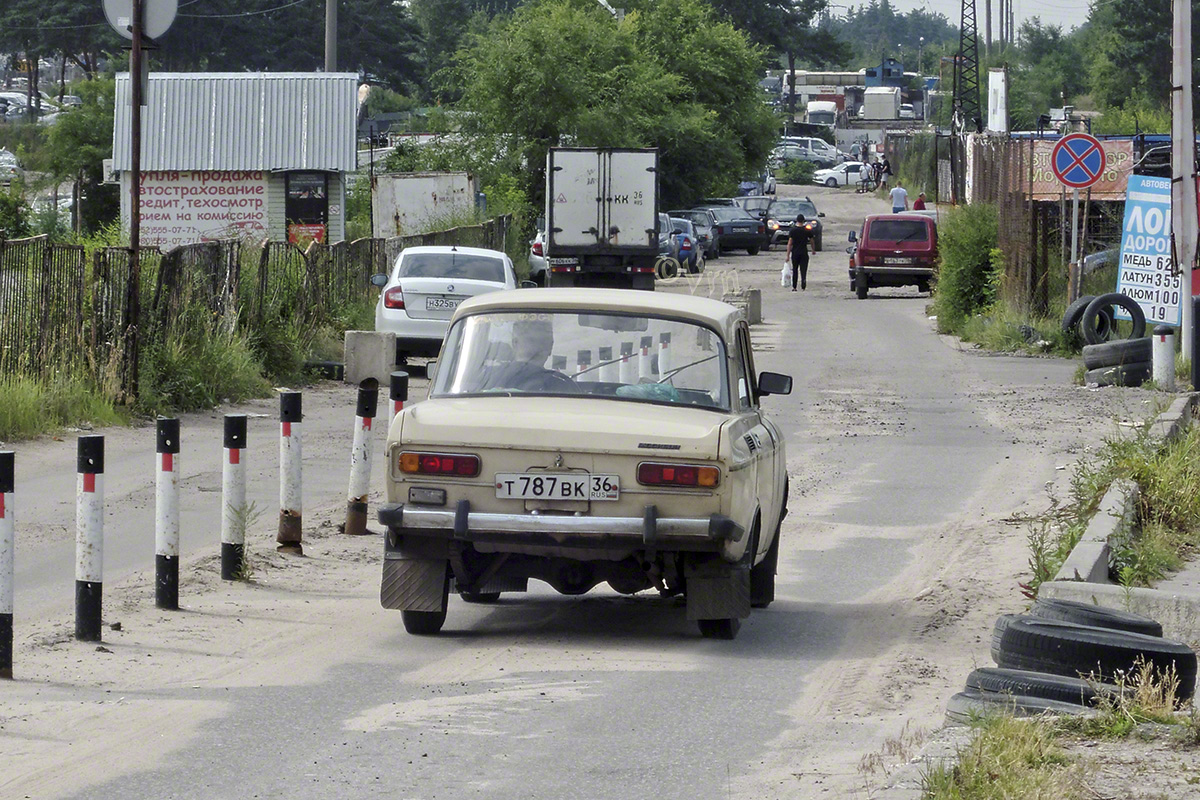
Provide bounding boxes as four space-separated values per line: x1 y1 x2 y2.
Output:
637 462 720 488
714 225 724 235
383 286 405 309
532 241 544 256
400 451 480 477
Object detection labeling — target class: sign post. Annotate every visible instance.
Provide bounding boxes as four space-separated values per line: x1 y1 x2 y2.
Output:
1051 133 1106 303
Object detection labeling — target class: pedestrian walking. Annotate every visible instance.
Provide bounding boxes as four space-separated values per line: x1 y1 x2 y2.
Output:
913 191 927 210
784 214 817 292
889 181 909 213
880 156 893 189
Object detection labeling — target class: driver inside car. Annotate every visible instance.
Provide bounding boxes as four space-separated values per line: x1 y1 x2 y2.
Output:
474 317 580 393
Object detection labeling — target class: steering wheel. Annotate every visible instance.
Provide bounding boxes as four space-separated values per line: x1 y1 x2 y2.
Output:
535 369 581 393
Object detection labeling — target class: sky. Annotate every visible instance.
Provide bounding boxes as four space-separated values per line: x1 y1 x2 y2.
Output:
876 0 1095 32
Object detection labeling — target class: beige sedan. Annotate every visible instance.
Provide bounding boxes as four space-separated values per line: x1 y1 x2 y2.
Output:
378 288 791 639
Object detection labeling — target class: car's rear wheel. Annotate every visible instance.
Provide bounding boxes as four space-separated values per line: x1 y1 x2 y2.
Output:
460 591 501 604
401 569 450 635
750 527 779 609
698 618 741 640
747 246 760 256
825 177 838 187
856 280 868 299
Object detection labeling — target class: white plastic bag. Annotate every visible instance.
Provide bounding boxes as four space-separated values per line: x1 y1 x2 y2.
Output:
780 261 789 288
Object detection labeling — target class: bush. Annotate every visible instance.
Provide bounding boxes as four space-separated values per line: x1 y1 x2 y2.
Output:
777 159 816 185
0 372 123 441
931 203 1000 331
138 327 270 415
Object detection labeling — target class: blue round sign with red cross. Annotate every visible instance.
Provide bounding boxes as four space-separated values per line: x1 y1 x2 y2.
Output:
1051 133 1106 189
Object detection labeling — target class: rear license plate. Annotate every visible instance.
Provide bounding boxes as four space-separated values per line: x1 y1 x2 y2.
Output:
883 257 914 265
426 297 460 311
495 473 620 501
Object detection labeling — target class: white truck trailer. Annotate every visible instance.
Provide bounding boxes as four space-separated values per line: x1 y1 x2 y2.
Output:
372 171 479 237
862 86 901 121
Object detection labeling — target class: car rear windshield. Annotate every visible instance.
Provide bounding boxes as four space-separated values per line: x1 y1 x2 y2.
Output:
397 252 506 283
707 207 755 222
867 219 928 243
432 311 730 410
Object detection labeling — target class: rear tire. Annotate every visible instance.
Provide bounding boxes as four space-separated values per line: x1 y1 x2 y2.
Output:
460 591 501 604
747 246 760 256
698 618 741 640
401 569 450 635
856 280 868 300
750 525 780 609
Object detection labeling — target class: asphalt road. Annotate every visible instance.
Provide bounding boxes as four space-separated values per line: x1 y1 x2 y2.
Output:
8 184 1127 799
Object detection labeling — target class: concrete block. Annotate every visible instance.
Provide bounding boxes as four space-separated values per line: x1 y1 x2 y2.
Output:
1039 580 1200 644
343 331 397 386
721 288 763 325
1053 541 1111 584
1082 479 1138 544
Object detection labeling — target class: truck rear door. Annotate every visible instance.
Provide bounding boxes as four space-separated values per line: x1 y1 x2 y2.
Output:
605 150 657 249
547 149 603 249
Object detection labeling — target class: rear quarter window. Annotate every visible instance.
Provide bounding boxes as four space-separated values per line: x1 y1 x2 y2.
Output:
866 219 929 243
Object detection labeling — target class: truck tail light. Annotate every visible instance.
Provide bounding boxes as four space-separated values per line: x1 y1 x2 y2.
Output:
531 241 544 256
713 225 724 235
383 286 405 309
757 224 765 234
637 462 720 488
399 451 481 477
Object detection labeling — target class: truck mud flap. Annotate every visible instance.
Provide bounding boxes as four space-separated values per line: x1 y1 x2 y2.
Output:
381 559 449 612
685 557 751 621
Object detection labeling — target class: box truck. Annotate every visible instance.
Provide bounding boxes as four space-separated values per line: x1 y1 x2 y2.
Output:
862 86 901 120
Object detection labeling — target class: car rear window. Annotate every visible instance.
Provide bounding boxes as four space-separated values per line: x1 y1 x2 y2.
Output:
398 253 506 283
708 207 755 221
867 219 929 243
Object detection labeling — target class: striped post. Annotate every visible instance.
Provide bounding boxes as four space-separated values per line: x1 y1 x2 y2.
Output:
221 415 247 580
277 393 303 554
658 332 672 378
389 371 409 431
0 451 13 678
619 342 636 384
552 355 567 373
344 383 379 537
638 335 654 381
75 436 104 642
155 418 181 609
598 346 618 383
576 349 592 382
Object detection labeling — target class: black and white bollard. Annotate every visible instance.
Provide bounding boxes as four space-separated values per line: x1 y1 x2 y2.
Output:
658 332 672 378
576 350 593 382
0 451 13 678
277 393 303 554
638 336 654 381
155 418 181 609
389 371 409 431
619 342 636 384
1153 326 1176 391
221 415 247 580
344 383 379 537
598 346 618 383
75 436 104 642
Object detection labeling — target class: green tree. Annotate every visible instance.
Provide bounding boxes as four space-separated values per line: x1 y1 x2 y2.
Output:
43 77 119 232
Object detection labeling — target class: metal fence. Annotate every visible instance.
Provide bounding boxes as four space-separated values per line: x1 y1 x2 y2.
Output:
0 214 511 401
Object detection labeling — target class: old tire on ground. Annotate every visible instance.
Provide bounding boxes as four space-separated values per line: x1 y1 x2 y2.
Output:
1030 597 1163 637
1082 292 1146 345
460 591 501 604
747 246 760 256
945 690 1094 724
1084 361 1151 387
993 616 1197 700
698 618 741 640
965 667 1110 707
750 525 780 609
1061 295 1096 332
1082 338 1153 370
401 569 451 635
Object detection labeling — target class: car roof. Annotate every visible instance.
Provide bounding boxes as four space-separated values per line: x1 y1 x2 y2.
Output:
453 288 744 339
398 245 508 259
864 213 934 223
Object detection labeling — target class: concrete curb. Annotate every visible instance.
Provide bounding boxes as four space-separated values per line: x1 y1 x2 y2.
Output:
874 726 974 799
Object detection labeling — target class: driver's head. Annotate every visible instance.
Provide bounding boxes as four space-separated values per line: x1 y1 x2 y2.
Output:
512 317 554 364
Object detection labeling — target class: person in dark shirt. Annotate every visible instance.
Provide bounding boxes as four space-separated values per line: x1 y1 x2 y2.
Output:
784 214 816 292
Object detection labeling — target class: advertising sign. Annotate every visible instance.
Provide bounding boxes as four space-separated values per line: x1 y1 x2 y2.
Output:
133 171 268 249
1030 140 1132 201
1115 174 1184 326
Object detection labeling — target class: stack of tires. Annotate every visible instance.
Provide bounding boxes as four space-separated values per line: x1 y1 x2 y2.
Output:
1062 293 1150 387
947 598 1197 723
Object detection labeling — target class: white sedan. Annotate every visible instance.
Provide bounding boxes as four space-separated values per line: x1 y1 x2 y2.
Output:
371 245 518 364
813 161 867 188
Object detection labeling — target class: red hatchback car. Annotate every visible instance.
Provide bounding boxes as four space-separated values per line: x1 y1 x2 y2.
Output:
847 214 938 299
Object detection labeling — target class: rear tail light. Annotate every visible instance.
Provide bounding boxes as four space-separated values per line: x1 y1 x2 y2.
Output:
637 462 720 488
532 241 544 256
399 451 481 477
714 225 724 235
383 286 405 309
758 225 765 234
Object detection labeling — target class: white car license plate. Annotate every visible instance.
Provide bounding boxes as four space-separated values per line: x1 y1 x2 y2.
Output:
426 297 460 311
495 473 620 501
883 257 914 265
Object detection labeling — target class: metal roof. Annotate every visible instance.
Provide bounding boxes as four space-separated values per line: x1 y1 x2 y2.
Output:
113 73 358 172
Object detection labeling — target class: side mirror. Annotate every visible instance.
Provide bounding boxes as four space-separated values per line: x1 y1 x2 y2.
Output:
520 280 538 289
757 371 792 397
845 246 855 254
818 212 825 218
425 360 437 383
370 273 389 288
847 231 857 242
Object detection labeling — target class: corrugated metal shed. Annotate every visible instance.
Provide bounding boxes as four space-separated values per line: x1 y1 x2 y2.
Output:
113 73 358 172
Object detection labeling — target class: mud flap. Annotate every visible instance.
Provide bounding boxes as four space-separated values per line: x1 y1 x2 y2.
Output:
381 558 449 612
685 557 751 622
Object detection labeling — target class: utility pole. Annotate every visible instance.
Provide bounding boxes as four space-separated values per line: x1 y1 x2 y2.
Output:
129 0 144 398
324 0 337 71
955 0 982 134
985 0 991 57
1172 0 1196 358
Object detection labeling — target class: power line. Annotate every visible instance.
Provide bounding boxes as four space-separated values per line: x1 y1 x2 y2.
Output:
180 0 310 18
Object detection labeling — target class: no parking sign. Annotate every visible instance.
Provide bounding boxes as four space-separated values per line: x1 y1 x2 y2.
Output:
1051 134 1106 189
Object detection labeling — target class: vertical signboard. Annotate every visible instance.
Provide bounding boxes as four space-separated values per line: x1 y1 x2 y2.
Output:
1115 174 1184 326
132 170 269 249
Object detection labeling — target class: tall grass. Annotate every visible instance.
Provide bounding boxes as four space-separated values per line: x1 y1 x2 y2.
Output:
923 715 1080 799
0 372 124 442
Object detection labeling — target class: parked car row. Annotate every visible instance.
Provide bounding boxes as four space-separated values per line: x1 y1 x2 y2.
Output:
771 136 846 170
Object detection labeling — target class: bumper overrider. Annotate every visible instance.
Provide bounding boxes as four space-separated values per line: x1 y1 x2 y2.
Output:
378 501 744 554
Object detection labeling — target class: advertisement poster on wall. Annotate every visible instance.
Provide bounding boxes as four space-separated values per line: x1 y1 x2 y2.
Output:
132 171 269 249
1115 174 1184 326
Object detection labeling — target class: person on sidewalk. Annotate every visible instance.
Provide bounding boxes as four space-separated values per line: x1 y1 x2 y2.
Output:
913 191 927 210
784 213 816 292
889 181 909 214
880 156 893 189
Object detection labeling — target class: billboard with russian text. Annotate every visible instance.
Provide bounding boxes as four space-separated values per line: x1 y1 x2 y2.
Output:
132 171 269 249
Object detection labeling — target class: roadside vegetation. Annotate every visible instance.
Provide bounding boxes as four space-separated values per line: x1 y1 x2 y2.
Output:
1027 415 1200 594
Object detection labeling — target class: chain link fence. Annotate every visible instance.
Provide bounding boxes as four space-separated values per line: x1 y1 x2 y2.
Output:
0 214 510 401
